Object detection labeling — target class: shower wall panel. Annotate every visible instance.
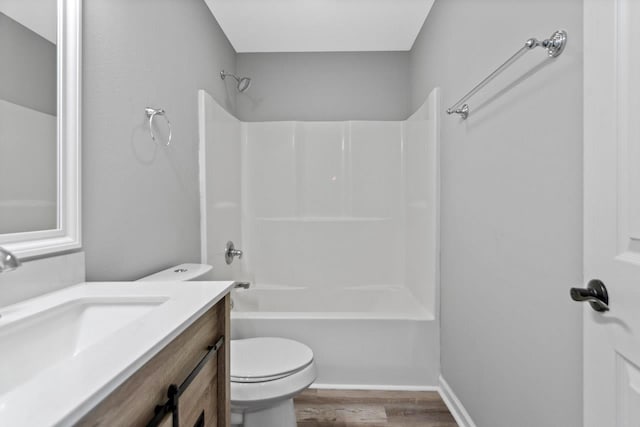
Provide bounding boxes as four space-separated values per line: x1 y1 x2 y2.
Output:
296 122 347 217
243 122 297 219
243 120 405 289
350 122 404 218
198 90 243 280
404 89 440 311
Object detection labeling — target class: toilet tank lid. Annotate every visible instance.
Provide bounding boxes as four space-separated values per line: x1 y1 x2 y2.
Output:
136 263 213 282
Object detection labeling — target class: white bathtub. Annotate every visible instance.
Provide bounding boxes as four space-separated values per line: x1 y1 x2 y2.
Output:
231 286 439 389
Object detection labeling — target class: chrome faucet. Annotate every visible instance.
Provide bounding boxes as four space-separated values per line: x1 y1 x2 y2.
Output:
0 247 21 273
225 241 243 265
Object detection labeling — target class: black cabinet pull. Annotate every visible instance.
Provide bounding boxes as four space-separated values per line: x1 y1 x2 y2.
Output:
147 336 224 427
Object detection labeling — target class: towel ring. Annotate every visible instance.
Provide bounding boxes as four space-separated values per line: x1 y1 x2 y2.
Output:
145 107 172 146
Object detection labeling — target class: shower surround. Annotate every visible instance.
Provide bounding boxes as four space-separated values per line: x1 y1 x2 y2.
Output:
199 88 440 388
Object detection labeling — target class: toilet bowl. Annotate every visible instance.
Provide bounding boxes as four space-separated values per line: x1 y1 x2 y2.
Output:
137 264 317 427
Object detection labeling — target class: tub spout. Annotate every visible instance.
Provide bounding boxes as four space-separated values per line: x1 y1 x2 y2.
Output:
0 246 21 273
233 281 251 290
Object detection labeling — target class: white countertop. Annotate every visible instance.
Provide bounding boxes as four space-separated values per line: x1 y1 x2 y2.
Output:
0 280 233 426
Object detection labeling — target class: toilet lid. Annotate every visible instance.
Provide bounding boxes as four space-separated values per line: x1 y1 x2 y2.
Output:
231 337 314 383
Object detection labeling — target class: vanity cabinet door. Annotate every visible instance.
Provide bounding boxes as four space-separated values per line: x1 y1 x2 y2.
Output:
175 355 218 427
153 353 218 427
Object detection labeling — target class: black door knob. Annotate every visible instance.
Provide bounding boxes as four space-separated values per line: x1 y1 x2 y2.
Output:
570 279 609 312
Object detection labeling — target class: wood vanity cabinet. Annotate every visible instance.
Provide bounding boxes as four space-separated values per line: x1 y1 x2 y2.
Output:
78 295 230 427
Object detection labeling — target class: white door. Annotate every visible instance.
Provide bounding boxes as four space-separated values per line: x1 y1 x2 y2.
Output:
583 0 640 425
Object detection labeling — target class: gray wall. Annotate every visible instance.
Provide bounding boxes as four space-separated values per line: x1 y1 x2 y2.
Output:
83 0 237 280
0 12 56 114
410 1 583 426
236 52 410 121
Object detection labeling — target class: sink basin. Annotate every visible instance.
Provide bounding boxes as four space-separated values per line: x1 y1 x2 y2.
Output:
0 296 167 395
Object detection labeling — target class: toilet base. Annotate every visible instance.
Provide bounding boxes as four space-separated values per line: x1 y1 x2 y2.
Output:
232 398 297 427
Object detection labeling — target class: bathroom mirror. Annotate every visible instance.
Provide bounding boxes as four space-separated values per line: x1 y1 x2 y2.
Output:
0 0 80 258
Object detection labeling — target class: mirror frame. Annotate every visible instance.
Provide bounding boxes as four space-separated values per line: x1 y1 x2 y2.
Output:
0 0 81 259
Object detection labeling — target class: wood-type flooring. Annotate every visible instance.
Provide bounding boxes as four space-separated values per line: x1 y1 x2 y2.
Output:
294 389 458 427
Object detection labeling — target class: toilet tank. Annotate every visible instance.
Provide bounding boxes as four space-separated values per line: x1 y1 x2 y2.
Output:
136 263 213 282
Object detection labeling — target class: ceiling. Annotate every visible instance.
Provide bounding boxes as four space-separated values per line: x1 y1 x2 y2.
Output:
0 0 56 44
204 0 435 53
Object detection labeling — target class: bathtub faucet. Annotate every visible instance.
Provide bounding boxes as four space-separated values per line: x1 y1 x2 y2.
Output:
233 281 251 290
225 241 243 265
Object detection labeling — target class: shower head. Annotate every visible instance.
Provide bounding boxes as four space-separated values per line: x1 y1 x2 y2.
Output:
237 76 251 92
221 70 252 93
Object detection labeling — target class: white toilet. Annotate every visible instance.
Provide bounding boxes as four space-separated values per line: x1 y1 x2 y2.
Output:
137 264 317 427
230 337 316 427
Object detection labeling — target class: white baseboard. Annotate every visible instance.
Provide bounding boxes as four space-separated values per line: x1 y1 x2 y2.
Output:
438 376 477 427
310 383 439 392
